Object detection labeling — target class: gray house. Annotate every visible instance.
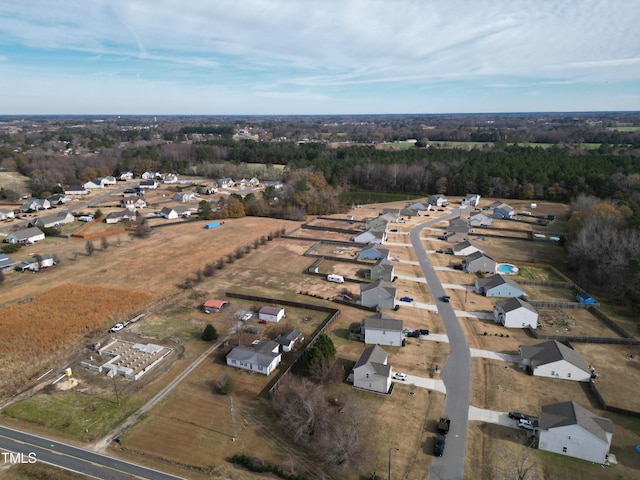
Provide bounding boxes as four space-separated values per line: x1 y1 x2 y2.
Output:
33 210 75 229
519 340 592 382
360 279 396 309
352 230 385 244
355 246 390 261
462 194 481 207
468 211 493 227
444 217 469 243
493 203 515 219
428 194 448 207
462 251 497 274
226 340 281 376
352 345 391 394
5 227 45 245
360 313 403 346
0 253 17 272
370 258 395 282
475 274 524 297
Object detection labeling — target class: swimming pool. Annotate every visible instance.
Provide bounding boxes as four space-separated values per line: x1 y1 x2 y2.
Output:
496 263 519 275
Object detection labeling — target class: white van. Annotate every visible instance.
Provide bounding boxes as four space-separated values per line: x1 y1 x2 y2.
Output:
327 274 345 283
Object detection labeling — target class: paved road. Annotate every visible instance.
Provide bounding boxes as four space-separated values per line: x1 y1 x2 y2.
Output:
409 212 471 480
0 425 184 480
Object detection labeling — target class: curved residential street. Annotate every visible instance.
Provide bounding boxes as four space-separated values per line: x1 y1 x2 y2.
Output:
409 214 471 480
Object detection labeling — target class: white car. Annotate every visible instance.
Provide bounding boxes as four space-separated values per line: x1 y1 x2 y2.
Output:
109 323 124 333
241 312 253 321
518 418 534 430
393 372 408 381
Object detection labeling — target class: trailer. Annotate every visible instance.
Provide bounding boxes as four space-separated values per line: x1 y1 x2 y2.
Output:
205 220 224 229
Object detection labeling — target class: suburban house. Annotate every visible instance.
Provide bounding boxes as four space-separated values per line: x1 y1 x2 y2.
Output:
355 245 390 260
352 229 386 244
452 240 480 257
64 185 90 195
259 306 286 323
444 217 469 242
468 211 493 227
519 340 592 382
351 345 391 394
172 192 197 203
123 188 141 198
119 171 134 181
360 312 403 346
20 198 50 212
47 193 68 205
142 171 159 180
217 178 235 188
274 329 304 352
538 401 613 464
105 210 136 224
0 208 15 220
462 251 497 274
0 253 17 272
360 279 397 309
15 254 54 272
83 179 106 189
203 184 218 195
201 299 229 313
5 227 45 244
493 297 538 329
428 194 448 207
163 173 179 184
139 180 158 189
160 205 191 219
102 176 117 185
369 258 395 282
492 203 515 219
226 340 281 376
406 202 430 212
32 210 75 229
121 198 147 210
475 274 525 298
462 194 481 207
366 216 391 231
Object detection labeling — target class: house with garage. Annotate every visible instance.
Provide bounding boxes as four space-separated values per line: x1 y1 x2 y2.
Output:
360 279 397 309
33 210 75 229
352 229 385 244
160 205 191 219
475 274 525 297
274 329 304 353
360 313 403 346
64 185 90 195
494 297 538 329
519 340 592 382
0 208 15 221
83 179 106 189
462 251 497 274
259 306 286 323
15 254 54 272
121 198 147 211
462 194 481 207
538 401 613 464
366 216 391 231
355 245 390 261
20 198 50 212
201 299 229 313
226 340 281 376
428 194 448 207
492 203 515 219
351 345 391 394
139 180 158 189
141 171 158 180
119 171 134 181
163 173 179 184
217 178 235 188
468 211 493 227
5 227 45 244
173 192 196 203
47 193 68 205
406 202 430 212
452 240 480 257
105 210 136 224
102 176 117 186
370 258 395 282
0 253 17 272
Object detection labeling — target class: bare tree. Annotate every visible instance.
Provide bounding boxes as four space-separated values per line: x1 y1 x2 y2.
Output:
101 236 109 250
495 445 539 480
85 240 95 256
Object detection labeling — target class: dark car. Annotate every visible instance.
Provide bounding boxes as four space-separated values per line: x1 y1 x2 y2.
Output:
434 434 446 456
508 411 530 421
406 331 420 338
399 296 414 302
418 329 430 335
441 295 451 303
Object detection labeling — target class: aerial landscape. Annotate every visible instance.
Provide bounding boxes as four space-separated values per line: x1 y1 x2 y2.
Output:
0 2 639 480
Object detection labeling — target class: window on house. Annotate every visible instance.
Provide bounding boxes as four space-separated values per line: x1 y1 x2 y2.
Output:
551 371 555 376
567 372 571 378
365 373 369 378
562 447 567 453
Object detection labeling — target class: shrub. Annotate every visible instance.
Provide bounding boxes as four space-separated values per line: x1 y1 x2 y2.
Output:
219 375 235 395
202 324 218 341
2 243 22 254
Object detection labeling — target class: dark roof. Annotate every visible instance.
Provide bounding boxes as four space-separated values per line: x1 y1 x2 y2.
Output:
354 344 388 369
362 312 402 331
360 279 396 296
464 251 494 263
520 340 590 372
274 329 303 345
539 401 613 442
495 297 537 314
259 306 285 316
476 274 522 291
372 258 394 272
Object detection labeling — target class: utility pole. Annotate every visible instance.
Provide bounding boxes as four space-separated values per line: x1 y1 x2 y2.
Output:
229 396 237 441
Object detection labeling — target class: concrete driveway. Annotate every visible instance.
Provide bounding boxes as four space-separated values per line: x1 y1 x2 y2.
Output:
391 374 447 394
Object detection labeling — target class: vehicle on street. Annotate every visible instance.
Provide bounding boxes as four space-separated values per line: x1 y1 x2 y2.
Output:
441 295 451 303
109 323 124 333
393 372 408 381
241 312 253 321
399 296 414 302
508 411 530 421
434 434 446 456
437 417 451 435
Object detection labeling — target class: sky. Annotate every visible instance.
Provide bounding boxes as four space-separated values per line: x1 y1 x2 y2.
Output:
0 0 639 115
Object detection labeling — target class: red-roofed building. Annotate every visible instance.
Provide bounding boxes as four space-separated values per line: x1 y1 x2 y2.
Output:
202 299 229 313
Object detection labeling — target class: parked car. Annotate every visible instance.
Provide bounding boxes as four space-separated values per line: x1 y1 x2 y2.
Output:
518 418 534 430
390 228 398 232
392 372 408 381
399 296 414 302
435 250 444 254
437 417 451 435
241 312 253 321
434 434 446 456
109 323 124 333
441 295 451 303
508 411 530 421
406 331 421 338
418 328 430 336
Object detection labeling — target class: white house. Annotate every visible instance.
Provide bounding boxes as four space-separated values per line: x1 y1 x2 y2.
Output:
159 206 190 219
121 198 147 211
32 210 75 229
351 345 391 394
83 179 105 189
274 329 304 353
139 180 158 189
64 185 90 195
102 176 117 185
258 306 286 323
538 401 613 464
105 210 136 224
173 192 196 203
163 173 179 184
493 297 538 329
462 194 481 207
15 254 54 272
360 313 403 347
519 340 592 382
226 340 281 376
0 208 15 220
428 194 448 207
5 227 45 244
360 280 397 310
47 193 68 205
217 178 235 188
119 171 134 181
452 240 480 257
468 211 493 227
475 274 525 298
20 198 50 212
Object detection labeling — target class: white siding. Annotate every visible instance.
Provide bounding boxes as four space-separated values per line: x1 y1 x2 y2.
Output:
364 329 403 347
533 360 591 382
539 424 610 464
495 307 538 329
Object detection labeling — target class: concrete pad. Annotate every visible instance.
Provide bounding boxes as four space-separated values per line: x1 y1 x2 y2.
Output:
470 348 520 363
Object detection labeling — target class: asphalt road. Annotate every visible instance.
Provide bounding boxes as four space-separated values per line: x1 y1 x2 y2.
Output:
0 424 184 480
409 212 471 480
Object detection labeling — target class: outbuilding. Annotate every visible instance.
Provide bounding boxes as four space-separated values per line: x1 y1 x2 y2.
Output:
259 306 286 323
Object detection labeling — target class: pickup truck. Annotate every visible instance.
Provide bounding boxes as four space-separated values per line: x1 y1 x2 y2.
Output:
437 417 451 435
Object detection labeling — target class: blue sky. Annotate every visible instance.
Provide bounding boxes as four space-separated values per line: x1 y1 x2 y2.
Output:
0 0 639 115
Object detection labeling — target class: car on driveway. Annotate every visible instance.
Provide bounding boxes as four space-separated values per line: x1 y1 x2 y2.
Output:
399 296 414 302
433 434 446 456
241 312 253 321
418 329 430 335
508 411 530 421
392 372 408 381
109 323 124 333
406 331 420 338
518 418 534 430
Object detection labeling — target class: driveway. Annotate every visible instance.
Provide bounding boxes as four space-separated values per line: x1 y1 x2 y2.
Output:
392 374 446 394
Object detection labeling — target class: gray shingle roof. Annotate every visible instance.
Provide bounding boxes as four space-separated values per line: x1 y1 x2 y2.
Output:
354 344 388 369
362 312 402 331
477 274 522 291
520 340 590 372
539 401 613 442
496 297 537 314
360 279 396 296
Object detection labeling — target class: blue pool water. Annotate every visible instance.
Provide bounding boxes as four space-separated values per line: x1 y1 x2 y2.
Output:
497 263 519 275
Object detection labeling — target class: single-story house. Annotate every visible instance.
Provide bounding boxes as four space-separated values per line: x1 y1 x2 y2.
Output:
217 178 235 188
406 202 430 211
20 198 50 212
32 210 75 229
121 198 147 210
370 258 395 282
259 306 286 323
428 194 448 207
15 254 54 272
274 329 304 353
142 171 159 180
202 299 229 313
538 401 613 464
352 229 386 244
47 193 68 205
105 210 136 224
203 184 218 195
452 240 480 257
0 208 15 220
360 313 403 346
365 216 390 231
159 205 191 219
64 185 90 195
519 340 592 382
0 253 17 271
123 188 141 198
492 203 515 219
102 176 117 185
360 279 396 310
475 274 525 297
462 251 497 274
163 173 179 184
83 179 106 189
493 297 538 329
355 245 390 260
468 211 493 227
172 192 197 203
351 345 391 394
226 340 281 376
139 180 158 189
4 227 45 244
119 171 134 181
462 194 481 207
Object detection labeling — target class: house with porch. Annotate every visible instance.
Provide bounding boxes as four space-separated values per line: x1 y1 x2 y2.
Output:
519 340 592 382
226 340 281 376
493 297 538 329
351 345 391 394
